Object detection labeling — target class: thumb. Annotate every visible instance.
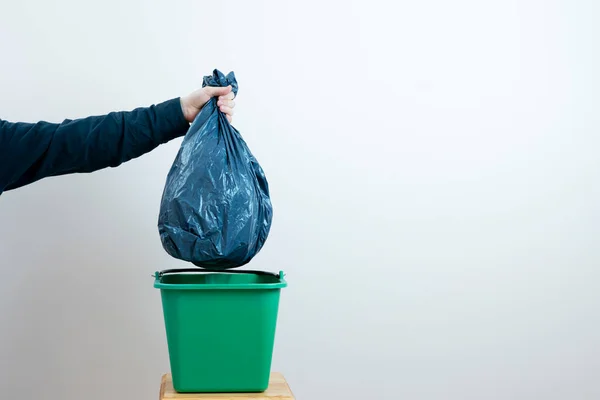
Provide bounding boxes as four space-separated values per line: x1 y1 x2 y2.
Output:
204 85 232 98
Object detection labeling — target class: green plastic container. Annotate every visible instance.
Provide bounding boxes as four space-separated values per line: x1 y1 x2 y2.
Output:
153 268 287 393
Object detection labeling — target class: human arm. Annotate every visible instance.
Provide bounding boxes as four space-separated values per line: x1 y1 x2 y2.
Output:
0 86 235 193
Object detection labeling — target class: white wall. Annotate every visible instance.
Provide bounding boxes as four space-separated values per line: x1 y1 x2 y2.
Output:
1 1 599 399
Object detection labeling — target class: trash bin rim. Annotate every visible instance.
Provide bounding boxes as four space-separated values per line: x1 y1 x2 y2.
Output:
153 268 287 290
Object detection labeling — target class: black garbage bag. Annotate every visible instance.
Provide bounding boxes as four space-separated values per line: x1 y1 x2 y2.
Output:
158 70 272 269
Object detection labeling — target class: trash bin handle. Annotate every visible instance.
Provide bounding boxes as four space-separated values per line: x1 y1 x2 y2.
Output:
155 268 281 279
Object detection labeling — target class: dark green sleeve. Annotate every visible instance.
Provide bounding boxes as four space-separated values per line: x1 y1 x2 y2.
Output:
0 98 189 193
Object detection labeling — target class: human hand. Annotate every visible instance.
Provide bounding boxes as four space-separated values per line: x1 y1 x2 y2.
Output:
180 85 236 124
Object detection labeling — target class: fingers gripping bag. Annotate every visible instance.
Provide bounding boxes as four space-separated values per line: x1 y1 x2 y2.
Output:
158 70 273 269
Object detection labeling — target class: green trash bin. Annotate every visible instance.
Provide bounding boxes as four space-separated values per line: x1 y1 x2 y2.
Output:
153 268 287 393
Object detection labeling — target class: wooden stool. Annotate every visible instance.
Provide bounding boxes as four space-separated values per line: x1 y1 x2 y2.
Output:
159 372 295 399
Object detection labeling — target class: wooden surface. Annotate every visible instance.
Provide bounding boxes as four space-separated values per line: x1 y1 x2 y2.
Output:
159 373 295 400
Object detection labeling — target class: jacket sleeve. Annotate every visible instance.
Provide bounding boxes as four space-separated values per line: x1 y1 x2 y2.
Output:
0 98 189 192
